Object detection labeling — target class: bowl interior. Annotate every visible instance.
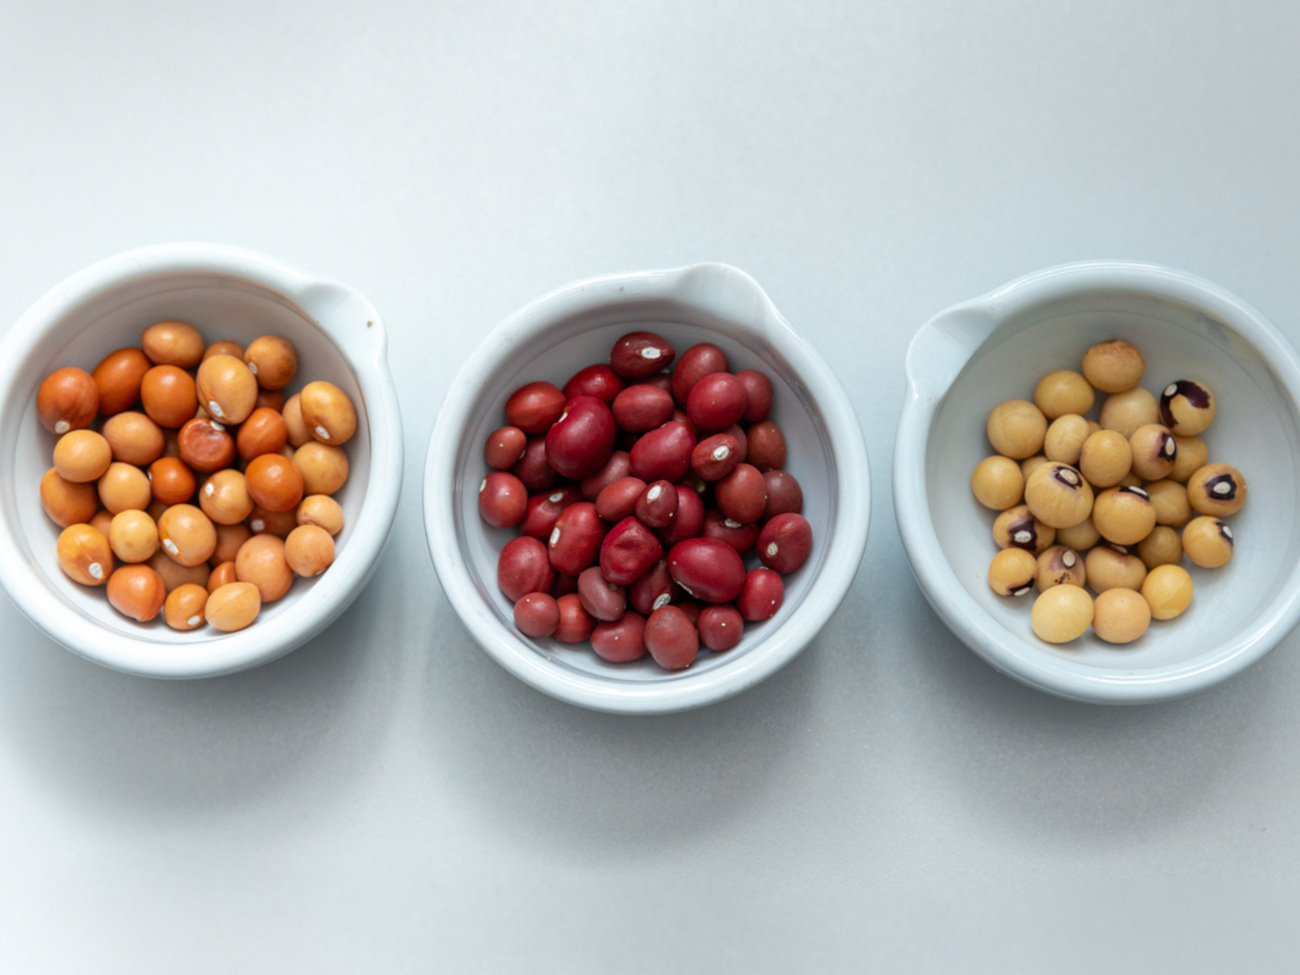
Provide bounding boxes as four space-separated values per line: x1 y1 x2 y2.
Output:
453 302 838 685
3 270 372 647
928 286 1300 674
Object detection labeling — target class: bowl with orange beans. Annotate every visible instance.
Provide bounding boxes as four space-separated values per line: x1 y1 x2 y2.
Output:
0 243 402 677
895 261 1300 703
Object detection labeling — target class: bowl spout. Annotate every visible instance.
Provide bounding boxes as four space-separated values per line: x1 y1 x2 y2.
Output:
904 303 998 402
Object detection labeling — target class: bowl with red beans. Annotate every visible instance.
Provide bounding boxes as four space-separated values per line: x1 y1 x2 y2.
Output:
0 243 403 677
425 263 869 713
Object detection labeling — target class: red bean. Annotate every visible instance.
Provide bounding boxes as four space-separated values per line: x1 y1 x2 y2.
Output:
546 396 616 478
514 592 560 638
610 331 676 379
670 408 699 441
747 420 786 471
478 471 528 528
611 384 675 432
716 463 767 524
687 372 747 432
595 476 646 521
701 508 760 554
672 343 729 405
505 381 567 434
551 572 580 597
577 566 627 622
628 557 676 615
635 479 678 529
736 567 784 621
757 513 813 574
554 593 595 643
644 605 699 670
511 437 559 492
520 485 582 540
763 469 803 516
498 536 554 602
725 423 748 463
691 433 742 482
580 449 630 500
675 600 702 626
629 421 695 483
484 425 527 470
657 485 705 547
591 611 647 662
563 363 624 404
697 604 744 651
638 374 673 394
548 501 605 574
735 370 773 422
599 516 664 585
667 537 746 603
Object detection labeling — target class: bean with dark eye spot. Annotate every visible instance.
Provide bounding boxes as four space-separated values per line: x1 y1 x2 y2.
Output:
992 504 1055 555
577 566 627 622
635 480 678 529
563 364 624 404
1159 379 1217 436
656 485 705 548
1187 462 1248 517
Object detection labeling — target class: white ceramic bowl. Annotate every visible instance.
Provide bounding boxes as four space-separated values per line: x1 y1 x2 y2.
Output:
0 243 403 678
895 261 1300 704
425 263 870 714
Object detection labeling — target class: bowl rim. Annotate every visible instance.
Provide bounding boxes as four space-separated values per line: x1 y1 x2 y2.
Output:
0 242 404 678
424 262 871 714
894 259 1300 704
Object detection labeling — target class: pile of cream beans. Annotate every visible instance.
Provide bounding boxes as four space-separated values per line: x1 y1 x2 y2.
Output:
971 339 1247 645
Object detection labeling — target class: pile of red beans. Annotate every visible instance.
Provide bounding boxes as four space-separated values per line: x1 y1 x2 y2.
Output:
478 331 814 671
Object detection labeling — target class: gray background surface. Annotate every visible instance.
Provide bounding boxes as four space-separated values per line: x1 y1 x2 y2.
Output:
2 1 1299 971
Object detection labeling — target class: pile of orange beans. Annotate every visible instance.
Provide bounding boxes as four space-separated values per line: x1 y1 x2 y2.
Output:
37 321 354 632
